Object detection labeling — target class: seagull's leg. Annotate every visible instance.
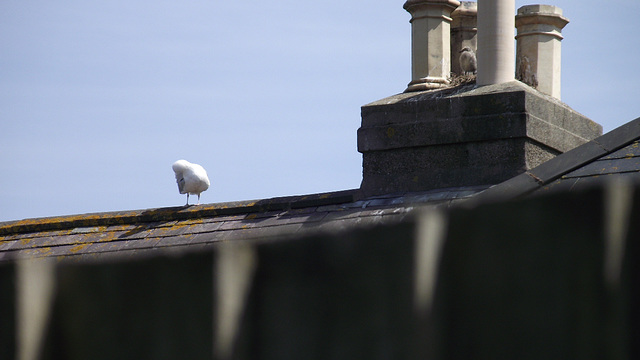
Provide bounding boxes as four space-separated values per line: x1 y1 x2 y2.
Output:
186 193 190 206
197 194 201 205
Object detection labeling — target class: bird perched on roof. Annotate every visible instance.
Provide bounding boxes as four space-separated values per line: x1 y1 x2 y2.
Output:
459 47 477 75
172 160 210 206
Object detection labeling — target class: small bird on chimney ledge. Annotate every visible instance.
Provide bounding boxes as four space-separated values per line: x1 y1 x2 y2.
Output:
459 47 477 75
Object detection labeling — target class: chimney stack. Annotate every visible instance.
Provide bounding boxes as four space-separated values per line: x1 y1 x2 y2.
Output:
403 0 461 92
516 5 569 99
357 1 602 197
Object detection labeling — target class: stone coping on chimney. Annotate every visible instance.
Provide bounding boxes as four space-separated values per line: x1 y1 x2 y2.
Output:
363 82 598 130
359 81 602 151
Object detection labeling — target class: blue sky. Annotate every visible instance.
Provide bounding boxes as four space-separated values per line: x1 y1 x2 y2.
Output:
1 0 639 221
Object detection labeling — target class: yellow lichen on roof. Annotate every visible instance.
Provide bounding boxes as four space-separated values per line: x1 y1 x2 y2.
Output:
69 243 90 253
180 218 205 225
95 231 124 243
0 189 371 262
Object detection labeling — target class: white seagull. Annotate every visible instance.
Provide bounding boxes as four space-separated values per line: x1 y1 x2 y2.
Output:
172 160 210 206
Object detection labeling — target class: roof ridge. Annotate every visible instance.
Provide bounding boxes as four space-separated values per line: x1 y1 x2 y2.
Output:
0 189 359 236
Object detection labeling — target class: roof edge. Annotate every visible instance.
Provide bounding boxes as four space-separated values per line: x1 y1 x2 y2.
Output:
0 189 359 236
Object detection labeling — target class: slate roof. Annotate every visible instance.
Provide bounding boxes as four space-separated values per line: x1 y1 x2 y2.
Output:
475 116 640 201
0 186 487 263
3 116 640 264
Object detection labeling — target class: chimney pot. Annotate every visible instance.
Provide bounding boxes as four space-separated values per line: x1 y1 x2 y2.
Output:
476 0 516 85
516 4 569 99
403 0 461 92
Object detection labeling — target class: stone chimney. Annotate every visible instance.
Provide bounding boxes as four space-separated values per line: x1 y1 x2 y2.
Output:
516 5 569 99
357 1 602 197
403 0 461 92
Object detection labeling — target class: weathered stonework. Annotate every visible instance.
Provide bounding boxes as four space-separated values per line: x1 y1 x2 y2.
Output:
358 81 602 196
403 0 461 92
516 5 569 99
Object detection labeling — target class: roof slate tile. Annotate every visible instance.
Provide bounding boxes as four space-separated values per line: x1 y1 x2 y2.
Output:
172 222 221 235
188 232 228 245
528 140 607 183
563 158 640 178
155 234 197 248
0 240 16 251
593 117 640 151
85 241 129 254
603 140 640 159
122 237 162 251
